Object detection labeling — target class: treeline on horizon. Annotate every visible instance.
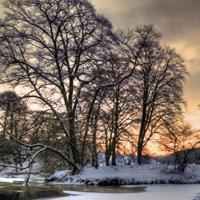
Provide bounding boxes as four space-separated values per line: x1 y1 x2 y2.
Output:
0 0 196 175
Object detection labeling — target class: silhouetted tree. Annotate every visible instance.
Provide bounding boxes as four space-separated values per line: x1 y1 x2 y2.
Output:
160 119 196 172
0 91 28 170
0 0 117 172
130 25 187 164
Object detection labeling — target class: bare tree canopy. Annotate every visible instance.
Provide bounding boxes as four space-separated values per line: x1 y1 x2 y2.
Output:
130 25 187 164
0 0 188 175
0 0 119 171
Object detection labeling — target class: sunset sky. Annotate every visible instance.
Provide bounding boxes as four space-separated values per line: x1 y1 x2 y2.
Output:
0 0 200 128
90 0 200 129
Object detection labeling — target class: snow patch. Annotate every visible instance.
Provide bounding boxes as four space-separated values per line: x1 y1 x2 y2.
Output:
48 162 200 185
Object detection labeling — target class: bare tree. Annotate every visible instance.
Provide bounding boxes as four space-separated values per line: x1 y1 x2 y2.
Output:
0 91 29 170
129 25 187 164
0 0 118 172
160 119 197 172
98 79 138 166
96 47 138 166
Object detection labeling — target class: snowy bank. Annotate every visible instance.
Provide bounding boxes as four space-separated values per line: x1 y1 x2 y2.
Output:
0 162 45 184
47 163 200 186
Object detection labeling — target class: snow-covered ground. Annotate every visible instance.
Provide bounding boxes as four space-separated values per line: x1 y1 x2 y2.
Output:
48 161 200 185
1 158 200 186
0 161 45 184
1 160 200 200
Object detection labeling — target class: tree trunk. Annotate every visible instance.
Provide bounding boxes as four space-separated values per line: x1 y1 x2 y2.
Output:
68 113 81 169
111 139 117 166
111 86 120 166
137 88 148 165
137 142 143 165
105 150 110 166
91 106 100 169
137 123 145 165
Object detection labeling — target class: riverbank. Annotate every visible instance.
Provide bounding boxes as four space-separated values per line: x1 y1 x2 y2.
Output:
1 161 200 186
47 163 200 186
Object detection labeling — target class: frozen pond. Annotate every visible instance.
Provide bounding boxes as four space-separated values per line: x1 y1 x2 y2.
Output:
38 185 200 200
